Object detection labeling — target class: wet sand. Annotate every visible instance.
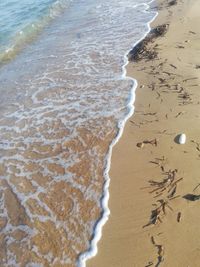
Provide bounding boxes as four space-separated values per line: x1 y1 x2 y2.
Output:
87 0 200 266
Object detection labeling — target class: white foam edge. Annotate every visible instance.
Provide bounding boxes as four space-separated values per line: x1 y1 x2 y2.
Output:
77 2 158 266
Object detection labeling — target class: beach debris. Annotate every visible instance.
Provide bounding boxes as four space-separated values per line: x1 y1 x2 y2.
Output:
149 83 156 90
149 160 160 166
161 71 173 78
158 77 166 83
183 77 198 82
128 24 168 62
169 63 177 69
155 245 164 267
149 157 167 172
157 60 167 69
158 199 173 213
175 83 183 91
168 177 183 190
151 236 164 267
143 168 183 227
168 185 177 199
128 39 158 62
136 138 158 148
193 183 200 192
151 24 169 38
145 262 154 267
160 166 165 172
156 92 161 99
148 169 178 193
180 91 190 100
143 112 157 116
177 212 182 222
195 65 200 69
178 90 192 105
144 139 158 146
168 194 181 200
143 199 173 228
175 133 186 144
136 142 144 148
183 194 200 201
178 87 186 94
130 120 140 128
168 0 177 6
143 206 162 227
157 232 163 236
150 235 156 245
163 70 177 76
189 31 196 35
175 111 185 118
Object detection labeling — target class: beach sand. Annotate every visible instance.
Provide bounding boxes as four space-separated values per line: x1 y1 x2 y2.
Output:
87 0 200 266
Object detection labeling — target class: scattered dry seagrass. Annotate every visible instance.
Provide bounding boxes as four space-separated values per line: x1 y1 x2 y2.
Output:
143 198 173 228
177 212 182 222
143 168 183 227
150 236 164 267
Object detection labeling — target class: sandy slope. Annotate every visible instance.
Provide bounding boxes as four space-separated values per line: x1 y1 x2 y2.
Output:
87 0 200 266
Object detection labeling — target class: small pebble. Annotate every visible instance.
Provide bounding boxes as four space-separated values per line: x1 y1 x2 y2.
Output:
178 133 186 144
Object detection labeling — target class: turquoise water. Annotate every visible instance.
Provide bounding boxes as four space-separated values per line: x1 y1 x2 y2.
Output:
0 0 71 62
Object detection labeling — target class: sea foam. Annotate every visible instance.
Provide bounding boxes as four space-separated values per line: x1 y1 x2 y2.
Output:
77 1 158 266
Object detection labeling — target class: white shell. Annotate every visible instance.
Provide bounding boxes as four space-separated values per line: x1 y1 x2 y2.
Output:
178 133 186 144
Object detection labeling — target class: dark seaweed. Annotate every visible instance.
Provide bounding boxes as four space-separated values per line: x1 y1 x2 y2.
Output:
183 194 200 201
168 0 177 6
128 24 169 62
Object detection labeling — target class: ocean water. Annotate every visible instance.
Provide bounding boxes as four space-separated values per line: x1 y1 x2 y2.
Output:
0 0 73 64
0 0 156 266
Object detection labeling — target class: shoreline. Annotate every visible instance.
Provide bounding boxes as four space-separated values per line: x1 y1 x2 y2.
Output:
87 0 200 266
78 2 158 266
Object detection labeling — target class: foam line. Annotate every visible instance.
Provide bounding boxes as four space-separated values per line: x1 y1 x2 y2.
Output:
77 1 158 266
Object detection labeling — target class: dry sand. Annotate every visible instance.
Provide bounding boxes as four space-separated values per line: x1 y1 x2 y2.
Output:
87 0 200 266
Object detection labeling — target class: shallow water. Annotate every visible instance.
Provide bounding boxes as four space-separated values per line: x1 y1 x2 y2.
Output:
0 0 73 64
0 0 156 265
